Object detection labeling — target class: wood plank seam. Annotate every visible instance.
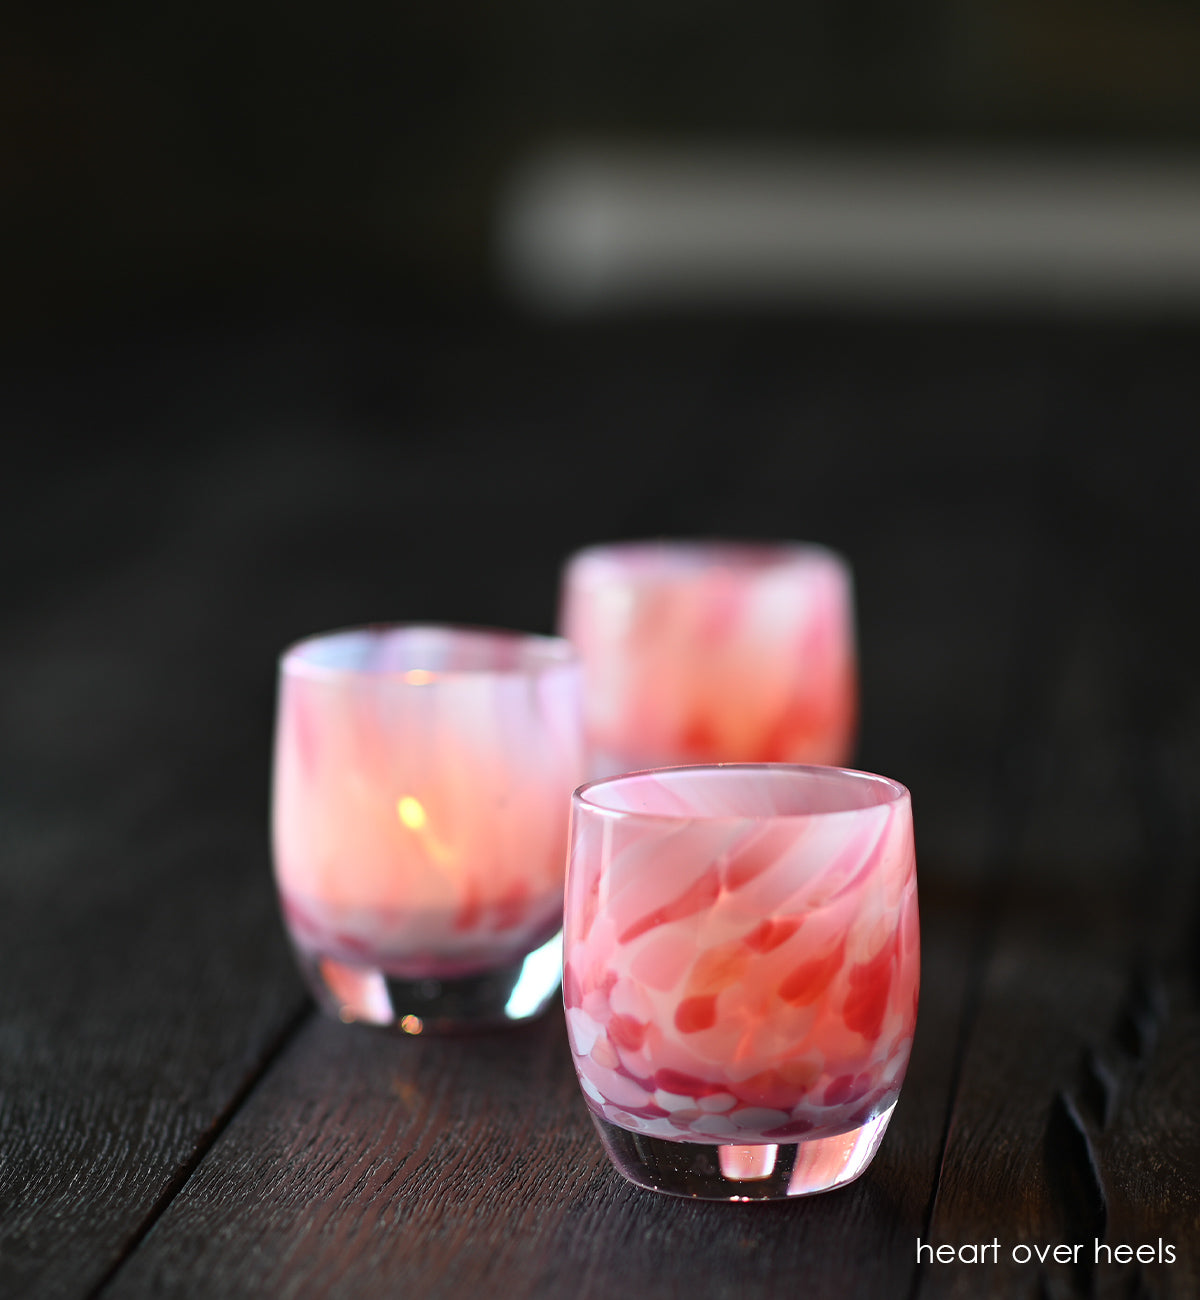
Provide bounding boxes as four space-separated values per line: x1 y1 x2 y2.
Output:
910 477 1098 1299
83 1001 315 1300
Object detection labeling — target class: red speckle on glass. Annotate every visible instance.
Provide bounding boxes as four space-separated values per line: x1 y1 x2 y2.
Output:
744 917 801 953
733 1068 792 1109
654 1067 727 1098
823 1073 858 1106
619 869 721 943
674 995 718 1034
609 1014 649 1050
562 962 583 1009
453 883 482 932
724 831 791 890
332 929 372 956
680 717 720 757
778 939 845 1005
843 938 896 1040
492 882 529 931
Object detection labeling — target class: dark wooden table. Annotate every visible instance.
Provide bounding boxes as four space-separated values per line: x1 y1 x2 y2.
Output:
3 308 1198 1298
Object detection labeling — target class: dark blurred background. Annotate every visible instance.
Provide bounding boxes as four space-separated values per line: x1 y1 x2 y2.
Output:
6 0 1200 326
4 0 1198 856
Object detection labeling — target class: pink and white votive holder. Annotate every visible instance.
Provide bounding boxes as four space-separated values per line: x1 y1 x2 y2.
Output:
558 540 858 778
563 764 919 1200
271 624 585 1032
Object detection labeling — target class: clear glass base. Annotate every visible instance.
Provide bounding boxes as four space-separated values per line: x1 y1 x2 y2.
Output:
591 1102 896 1200
295 931 563 1033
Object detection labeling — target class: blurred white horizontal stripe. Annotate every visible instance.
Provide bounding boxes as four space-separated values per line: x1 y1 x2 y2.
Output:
497 148 1200 312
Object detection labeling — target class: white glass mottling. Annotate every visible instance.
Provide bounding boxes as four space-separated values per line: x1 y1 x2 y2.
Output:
564 764 918 1199
559 540 857 777
272 624 585 1031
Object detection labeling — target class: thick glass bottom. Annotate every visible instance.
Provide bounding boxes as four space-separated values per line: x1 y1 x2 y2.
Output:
591 1102 896 1200
294 930 563 1033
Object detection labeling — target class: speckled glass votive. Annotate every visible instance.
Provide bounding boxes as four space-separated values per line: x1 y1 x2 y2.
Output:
563 764 918 1199
558 540 857 778
271 624 585 1032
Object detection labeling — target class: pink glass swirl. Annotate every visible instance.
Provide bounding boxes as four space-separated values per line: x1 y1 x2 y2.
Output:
271 625 584 1029
563 764 918 1197
558 541 858 777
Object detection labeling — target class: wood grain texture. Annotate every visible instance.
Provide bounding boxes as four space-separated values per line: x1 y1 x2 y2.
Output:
3 311 1198 1299
1 426 313 1297
918 458 1200 1299
102 892 971 1300
85 316 1033 1300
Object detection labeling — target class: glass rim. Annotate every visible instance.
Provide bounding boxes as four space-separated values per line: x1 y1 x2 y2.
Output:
279 622 578 684
572 763 909 823
562 537 851 577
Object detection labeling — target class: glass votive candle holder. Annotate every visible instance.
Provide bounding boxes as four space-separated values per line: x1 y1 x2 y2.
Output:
271 624 585 1033
563 764 918 1200
558 540 857 778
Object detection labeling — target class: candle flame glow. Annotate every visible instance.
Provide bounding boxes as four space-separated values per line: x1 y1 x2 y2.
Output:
397 796 427 830
396 794 454 863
